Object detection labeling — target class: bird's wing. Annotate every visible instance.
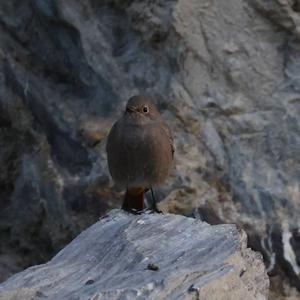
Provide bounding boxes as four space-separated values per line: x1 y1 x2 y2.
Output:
162 122 175 158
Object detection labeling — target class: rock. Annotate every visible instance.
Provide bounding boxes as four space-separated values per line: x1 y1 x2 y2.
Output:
0 1 299 298
0 210 269 300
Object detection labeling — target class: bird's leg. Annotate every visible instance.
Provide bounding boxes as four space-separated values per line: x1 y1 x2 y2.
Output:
150 188 155 202
149 188 162 213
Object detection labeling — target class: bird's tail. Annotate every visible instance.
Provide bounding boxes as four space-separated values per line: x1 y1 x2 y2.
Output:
122 188 145 211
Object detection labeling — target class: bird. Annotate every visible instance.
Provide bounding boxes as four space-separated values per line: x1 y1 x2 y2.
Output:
106 95 174 212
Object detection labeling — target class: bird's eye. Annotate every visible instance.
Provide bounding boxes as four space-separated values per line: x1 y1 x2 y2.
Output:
143 106 149 113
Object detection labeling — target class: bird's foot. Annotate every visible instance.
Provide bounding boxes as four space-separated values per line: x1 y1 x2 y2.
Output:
143 208 163 214
122 207 143 215
122 207 163 215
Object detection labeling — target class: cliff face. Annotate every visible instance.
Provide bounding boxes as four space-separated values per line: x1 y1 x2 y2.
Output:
0 1 299 298
0 211 269 300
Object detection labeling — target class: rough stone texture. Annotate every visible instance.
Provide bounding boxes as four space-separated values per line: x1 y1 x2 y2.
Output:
0 210 269 300
0 0 299 298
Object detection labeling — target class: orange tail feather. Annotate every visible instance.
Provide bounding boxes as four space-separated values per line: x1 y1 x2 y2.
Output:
122 188 145 211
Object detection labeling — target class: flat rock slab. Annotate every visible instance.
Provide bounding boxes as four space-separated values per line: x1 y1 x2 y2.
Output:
0 210 269 300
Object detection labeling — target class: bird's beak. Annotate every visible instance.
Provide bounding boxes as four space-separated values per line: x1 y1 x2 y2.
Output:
126 106 137 113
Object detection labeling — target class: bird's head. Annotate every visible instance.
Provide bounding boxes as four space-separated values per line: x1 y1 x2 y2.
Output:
125 95 160 121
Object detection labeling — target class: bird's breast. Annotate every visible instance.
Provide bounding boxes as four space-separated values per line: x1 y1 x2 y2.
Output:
107 118 172 188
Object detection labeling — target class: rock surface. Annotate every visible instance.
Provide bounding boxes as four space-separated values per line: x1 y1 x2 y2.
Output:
0 1 299 298
0 210 269 300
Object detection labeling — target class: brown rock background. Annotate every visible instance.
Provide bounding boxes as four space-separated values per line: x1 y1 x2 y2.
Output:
0 1 299 298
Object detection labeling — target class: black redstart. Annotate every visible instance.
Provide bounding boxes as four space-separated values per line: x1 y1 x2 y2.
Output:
106 95 174 211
